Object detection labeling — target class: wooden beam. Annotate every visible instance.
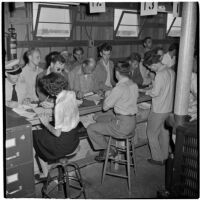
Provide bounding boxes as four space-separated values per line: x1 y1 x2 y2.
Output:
75 21 113 27
17 38 179 48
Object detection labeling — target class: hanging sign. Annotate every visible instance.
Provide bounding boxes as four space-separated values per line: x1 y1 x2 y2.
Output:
173 2 180 17
89 2 106 13
140 2 158 16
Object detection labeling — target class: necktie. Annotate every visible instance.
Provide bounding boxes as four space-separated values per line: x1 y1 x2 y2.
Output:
11 84 18 102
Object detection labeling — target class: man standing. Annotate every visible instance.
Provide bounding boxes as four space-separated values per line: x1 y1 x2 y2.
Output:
143 53 175 165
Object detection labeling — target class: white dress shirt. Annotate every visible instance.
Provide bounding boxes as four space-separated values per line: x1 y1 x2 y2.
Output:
5 78 26 104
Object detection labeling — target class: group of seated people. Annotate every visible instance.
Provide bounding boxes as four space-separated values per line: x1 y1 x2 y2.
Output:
5 37 197 178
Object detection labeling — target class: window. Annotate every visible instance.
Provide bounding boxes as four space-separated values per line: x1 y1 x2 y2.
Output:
114 9 140 37
166 13 182 37
33 3 73 38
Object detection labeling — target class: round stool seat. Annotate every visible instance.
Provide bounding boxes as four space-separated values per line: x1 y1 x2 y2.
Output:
111 131 135 140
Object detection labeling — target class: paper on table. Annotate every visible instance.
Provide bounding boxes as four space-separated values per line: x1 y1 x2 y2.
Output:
12 107 36 119
84 94 102 105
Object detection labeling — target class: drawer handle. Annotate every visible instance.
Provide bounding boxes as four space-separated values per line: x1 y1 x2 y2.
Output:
6 185 22 195
6 152 20 161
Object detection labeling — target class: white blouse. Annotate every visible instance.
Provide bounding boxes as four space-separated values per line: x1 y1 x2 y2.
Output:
55 90 79 132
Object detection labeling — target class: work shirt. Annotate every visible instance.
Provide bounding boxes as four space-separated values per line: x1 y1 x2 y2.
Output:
162 52 176 68
55 90 79 132
20 64 43 101
93 59 115 90
104 77 138 115
5 78 26 104
147 68 175 113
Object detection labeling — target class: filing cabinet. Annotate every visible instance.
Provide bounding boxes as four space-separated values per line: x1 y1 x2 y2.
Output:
5 107 35 198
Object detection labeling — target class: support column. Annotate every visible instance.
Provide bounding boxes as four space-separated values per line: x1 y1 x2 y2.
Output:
174 2 197 125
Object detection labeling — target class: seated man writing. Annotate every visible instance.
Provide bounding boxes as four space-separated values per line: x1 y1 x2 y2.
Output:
69 58 98 99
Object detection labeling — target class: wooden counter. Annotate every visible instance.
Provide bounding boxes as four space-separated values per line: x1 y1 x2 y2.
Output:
28 92 151 126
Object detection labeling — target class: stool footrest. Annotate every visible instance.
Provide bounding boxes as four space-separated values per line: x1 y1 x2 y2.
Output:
106 172 128 179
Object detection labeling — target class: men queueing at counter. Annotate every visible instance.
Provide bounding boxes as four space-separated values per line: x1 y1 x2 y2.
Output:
87 61 138 161
143 52 175 165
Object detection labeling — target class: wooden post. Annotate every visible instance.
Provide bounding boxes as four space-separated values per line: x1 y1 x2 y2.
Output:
174 2 197 125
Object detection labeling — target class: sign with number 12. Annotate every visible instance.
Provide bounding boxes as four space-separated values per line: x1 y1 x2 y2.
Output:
140 2 158 16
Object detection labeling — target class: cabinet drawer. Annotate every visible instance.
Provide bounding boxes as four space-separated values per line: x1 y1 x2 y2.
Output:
6 162 35 198
6 124 33 168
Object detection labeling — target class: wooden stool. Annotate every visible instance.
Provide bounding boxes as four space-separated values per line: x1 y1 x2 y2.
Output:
102 132 136 191
41 147 86 199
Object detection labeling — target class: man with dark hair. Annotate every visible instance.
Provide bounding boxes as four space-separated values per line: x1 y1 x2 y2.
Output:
127 52 144 87
162 43 179 69
143 37 153 54
71 47 84 68
93 43 115 92
143 53 175 165
36 52 67 102
87 61 138 161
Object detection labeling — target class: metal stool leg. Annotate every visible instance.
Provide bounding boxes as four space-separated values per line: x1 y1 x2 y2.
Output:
126 138 131 190
131 137 137 175
102 136 112 184
71 162 87 199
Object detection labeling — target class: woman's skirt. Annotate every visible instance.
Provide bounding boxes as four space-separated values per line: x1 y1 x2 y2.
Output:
33 127 80 162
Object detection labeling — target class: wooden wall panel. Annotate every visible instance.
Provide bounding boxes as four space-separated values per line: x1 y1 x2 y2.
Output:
3 2 179 66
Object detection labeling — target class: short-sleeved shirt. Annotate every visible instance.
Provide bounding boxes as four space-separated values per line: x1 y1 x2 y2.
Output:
104 77 138 115
20 64 43 101
162 52 176 68
5 78 26 104
55 90 79 132
148 68 175 113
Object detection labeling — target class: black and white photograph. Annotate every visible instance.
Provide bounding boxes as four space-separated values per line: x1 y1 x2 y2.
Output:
3 1 198 198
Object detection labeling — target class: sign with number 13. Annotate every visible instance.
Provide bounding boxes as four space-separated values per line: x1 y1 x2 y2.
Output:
140 2 158 16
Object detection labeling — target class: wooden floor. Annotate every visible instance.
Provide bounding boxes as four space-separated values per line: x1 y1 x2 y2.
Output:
35 144 165 198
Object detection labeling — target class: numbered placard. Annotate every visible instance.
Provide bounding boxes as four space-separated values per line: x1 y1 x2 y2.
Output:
89 2 106 13
140 2 158 16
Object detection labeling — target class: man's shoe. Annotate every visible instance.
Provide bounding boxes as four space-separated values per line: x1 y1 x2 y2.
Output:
95 148 118 162
147 158 165 166
95 150 106 162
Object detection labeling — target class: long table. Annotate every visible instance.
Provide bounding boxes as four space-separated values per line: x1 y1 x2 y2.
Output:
28 92 151 126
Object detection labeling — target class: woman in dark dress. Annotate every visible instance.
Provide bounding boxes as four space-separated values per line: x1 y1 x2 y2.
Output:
33 72 80 177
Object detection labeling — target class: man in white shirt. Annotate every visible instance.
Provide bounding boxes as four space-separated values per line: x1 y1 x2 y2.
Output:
5 59 26 108
162 43 179 69
144 53 175 165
